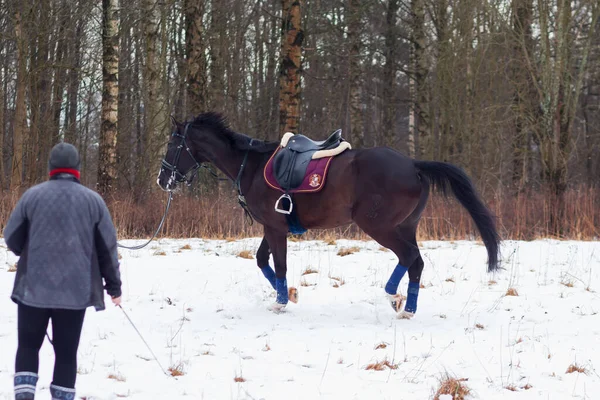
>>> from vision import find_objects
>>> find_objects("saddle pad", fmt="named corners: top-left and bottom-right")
top-left (264, 147), bottom-right (333, 193)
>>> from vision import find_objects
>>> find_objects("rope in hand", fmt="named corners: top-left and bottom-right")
top-left (118, 304), bottom-right (170, 377)
top-left (117, 191), bottom-right (173, 250)
top-left (44, 306), bottom-right (171, 378)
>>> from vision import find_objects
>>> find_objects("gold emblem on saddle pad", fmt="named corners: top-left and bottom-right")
top-left (309, 173), bottom-right (322, 188)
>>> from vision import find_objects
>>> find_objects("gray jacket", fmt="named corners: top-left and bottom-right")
top-left (3, 175), bottom-right (122, 311)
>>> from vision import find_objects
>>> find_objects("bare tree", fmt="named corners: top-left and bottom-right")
top-left (11, 3), bottom-right (27, 190)
top-left (510, 0), bottom-right (536, 192)
top-left (382, 0), bottom-right (399, 148)
top-left (411, 0), bottom-right (429, 159)
top-left (347, 0), bottom-right (364, 147)
top-left (185, 0), bottom-right (207, 117)
top-left (97, 0), bottom-right (119, 196)
top-left (278, 0), bottom-right (303, 135)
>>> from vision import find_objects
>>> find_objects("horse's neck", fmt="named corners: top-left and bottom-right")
top-left (197, 134), bottom-right (246, 181)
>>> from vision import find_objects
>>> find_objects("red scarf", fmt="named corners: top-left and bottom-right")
top-left (49, 168), bottom-right (81, 180)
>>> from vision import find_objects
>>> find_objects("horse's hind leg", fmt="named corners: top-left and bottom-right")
top-left (355, 219), bottom-right (423, 317)
top-left (399, 253), bottom-right (424, 319)
top-left (382, 227), bottom-right (423, 319)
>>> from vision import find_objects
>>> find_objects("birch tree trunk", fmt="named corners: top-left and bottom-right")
top-left (97, 0), bottom-right (119, 196)
top-left (140, 0), bottom-right (168, 198)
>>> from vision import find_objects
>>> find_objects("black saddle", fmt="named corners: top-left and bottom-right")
top-left (286, 129), bottom-right (342, 152)
top-left (273, 129), bottom-right (343, 192)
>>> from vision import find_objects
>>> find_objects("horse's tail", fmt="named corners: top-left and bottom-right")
top-left (414, 160), bottom-right (500, 272)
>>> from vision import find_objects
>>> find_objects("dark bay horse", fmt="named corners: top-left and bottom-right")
top-left (157, 113), bottom-right (500, 317)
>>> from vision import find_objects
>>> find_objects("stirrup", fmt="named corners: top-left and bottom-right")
top-left (275, 194), bottom-right (293, 215)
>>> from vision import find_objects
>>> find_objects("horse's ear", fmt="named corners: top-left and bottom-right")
top-left (170, 115), bottom-right (181, 127)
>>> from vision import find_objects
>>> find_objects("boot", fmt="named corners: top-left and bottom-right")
top-left (14, 372), bottom-right (38, 400)
top-left (49, 384), bottom-right (76, 400)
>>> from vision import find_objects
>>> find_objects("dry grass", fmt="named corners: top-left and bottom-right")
top-left (330, 275), bottom-right (346, 288)
top-left (434, 376), bottom-right (470, 400)
top-left (168, 363), bottom-right (185, 377)
top-left (566, 363), bottom-right (587, 374)
top-left (179, 244), bottom-right (192, 250)
top-left (378, 246), bottom-right (390, 252)
top-left (300, 279), bottom-right (315, 287)
top-left (234, 375), bottom-right (246, 382)
top-left (374, 342), bottom-right (388, 350)
top-left (365, 358), bottom-right (398, 371)
top-left (561, 281), bottom-right (574, 288)
top-left (8, 263), bottom-right (17, 272)
top-left (2, 185), bottom-right (599, 241)
top-left (200, 350), bottom-right (214, 356)
top-left (153, 250), bottom-right (166, 256)
top-left (236, 250), bottom-right (253, 259)
top-left (488, 280), bottom-right (497, 286)
top-left (445, 277), bottom-right (455, 283)
top-left (522, 383), bottom-right (533, 390)
top-left (107, 373), bottom-right (126, 382)
top-left (301, 267), bottom-right (319, 275)
top-left (506, 288), bottom-right (519, 296)
top-left (475, 323), bottom-right (485, 330)
top-left (337, 246), bottom-right (360, 257)
top-left (505, 385), bottom-right (518, 391)
top-left (262, 344), bottom-right (271, 352)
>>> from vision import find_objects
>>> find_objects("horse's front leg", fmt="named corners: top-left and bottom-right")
top-left (256, 236), bottom-right (276, 290)
top-left (264, 227), bottom-right (296, 312)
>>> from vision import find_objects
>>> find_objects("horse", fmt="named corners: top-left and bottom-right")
top-left (157, 112), bottom-right (500, 318)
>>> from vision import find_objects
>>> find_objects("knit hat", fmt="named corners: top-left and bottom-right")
top-left (48, 142), bottom-right (81, 179)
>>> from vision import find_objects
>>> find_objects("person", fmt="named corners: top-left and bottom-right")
top-left (4, 142), bottom-right (122, 400)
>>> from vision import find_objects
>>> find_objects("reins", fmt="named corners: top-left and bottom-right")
top-left (116, 191), bottom-right (173, 250)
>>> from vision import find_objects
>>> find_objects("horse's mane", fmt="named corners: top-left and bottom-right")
top-left (189, 112), bottom-right (279, 153)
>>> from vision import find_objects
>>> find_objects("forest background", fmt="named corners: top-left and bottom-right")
top-left (0, 0), bottom-right (598, 241)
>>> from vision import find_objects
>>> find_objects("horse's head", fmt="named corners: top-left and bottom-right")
top-left (157, 117), bottom-right (207, 191)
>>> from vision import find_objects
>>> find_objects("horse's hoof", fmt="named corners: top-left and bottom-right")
top-left (268, 302), bottom-right (287, 313)
top-left (288, 287), bottom-right (299, 304)
top-left (388, 294), bottom-right (405, 313)
top-left (396, 310), bottom-right (415, 320)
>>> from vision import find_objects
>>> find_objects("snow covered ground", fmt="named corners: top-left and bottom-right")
top-left (1, 237), bottom-right (599, 399)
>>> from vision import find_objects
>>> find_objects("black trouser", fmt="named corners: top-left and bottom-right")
top-left (16, 304), bottom-right (86, 388)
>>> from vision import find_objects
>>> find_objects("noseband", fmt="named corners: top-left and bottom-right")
top-left (160, 123), bottom-right (201, 189)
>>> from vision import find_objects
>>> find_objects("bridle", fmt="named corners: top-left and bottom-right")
top-left (159, 122), bottom-right (255, 224)
top-left (160, 123), bottom-right (201, 189)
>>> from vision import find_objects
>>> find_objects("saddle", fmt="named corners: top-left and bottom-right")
top-left (267, 129), bottom-right (352, 214)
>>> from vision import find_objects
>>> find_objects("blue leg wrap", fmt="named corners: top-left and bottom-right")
top-left (261, 266), bottom-right (276, 290)
top-left (275, 277), bottom-right (288, 304)
top-left (405, 281), bottom-right (420, 313)
top-left (385, 264), bottom-right (408, 295)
